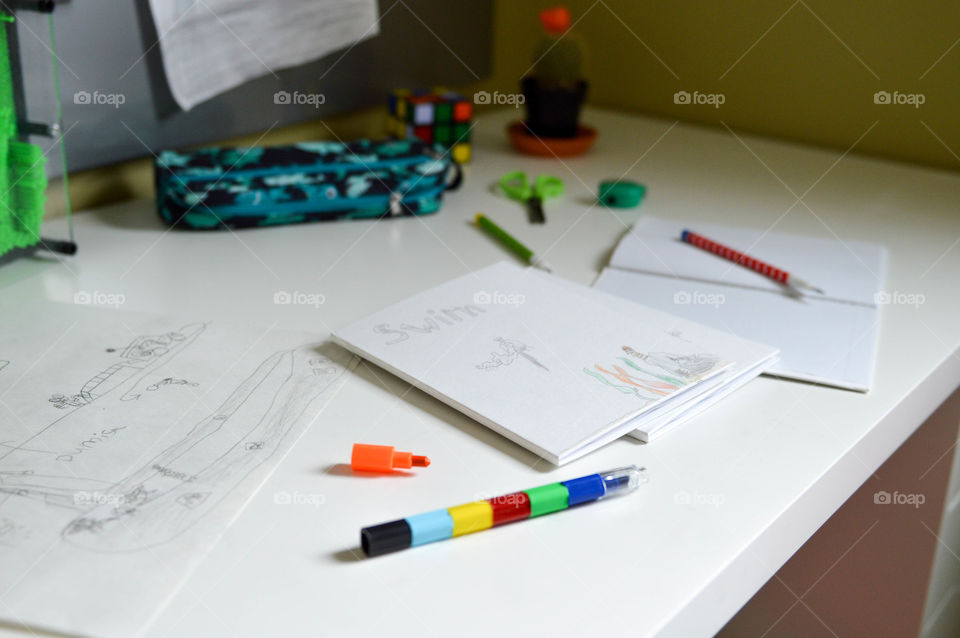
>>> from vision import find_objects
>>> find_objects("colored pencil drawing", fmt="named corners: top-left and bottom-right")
top-left (585, 346), bottom-right (722, 401)
top-left (622, 346), bottom-right (720, 380)
top-left (583, 363), bottom-right (680, 402)
top-left (476, 337), bottom-right (548, 371)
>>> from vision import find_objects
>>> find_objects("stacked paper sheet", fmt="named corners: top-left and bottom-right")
top-left (334, 262), bottom-right (778, 463)
top-left (594, 217), bottom-right (885, 391)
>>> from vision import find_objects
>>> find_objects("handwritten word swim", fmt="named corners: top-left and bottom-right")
top-left (374, 305), bottom-right (486, 345)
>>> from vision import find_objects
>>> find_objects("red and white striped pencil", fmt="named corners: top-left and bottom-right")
top-left (680, 229), bottom-right (824, 294)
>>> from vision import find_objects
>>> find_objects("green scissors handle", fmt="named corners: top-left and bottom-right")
top-left (498, 171), bottom-right (564, 223)
top-left (499, 171), bottom-right (564, 200)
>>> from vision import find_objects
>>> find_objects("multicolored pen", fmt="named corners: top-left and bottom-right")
top-left (681, 229), bottom-right (825, 294)
top-left (360, 465), bottom-right (646, 557)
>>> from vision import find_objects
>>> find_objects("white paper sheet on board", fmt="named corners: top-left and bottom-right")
top-left (535, 269), bottom-right (778, 441)
top-left (594, 216), bottom-right (886, 391)
top-left (334, 262), bottom-right (777, 464)
top-left (0, 303), bottom-right (353, 637)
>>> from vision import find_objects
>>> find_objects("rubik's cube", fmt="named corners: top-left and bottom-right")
top-left (388, 88), bottom-right (473, 164)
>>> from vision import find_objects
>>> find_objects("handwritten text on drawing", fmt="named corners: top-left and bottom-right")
top-left (374, 305), bottom-right (486, 345)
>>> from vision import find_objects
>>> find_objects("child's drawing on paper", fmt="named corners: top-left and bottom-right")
top-left (58, 350), bottom-right (343, 552)
top-left (585, 346), bottom-right (723, 401)
top-left (0, 307), bottom-right (359, 638)
top-left (47, 324), bottom-right (206, 409)
top-left (476, 337), bottom-right (549, 372)
top-left (584, 362), bottom-right (680, 403)
top-left (0, 319), bottom-right (352, 554)
top-left (622, 346), bottom-right (720, 380)
top-left (145, 377), bottom-right (198, 392)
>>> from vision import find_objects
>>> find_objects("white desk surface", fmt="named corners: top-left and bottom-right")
top-left (3, 107), bottom-right (960, 638)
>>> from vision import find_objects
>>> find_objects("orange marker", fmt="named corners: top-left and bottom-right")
top-left (351, 443), bottom-right (431, 473)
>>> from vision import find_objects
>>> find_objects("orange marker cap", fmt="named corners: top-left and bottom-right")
top-left (351, 443), bottom-right (431, 473)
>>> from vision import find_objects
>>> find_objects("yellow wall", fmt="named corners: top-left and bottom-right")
top-left (498, 0), bottom-right (960, 170)
top-left (46, 0), bottom-right (960, 216)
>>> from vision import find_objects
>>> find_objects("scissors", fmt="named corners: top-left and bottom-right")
top-left (498, 171), bottom-right (564, 224)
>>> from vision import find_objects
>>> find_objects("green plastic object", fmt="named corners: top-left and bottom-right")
top-left (526, 483), bottom-right (570, 517)
top-left (499, 171), bottom-right (565, 203)
top-left (0, 12), bottom-right (48, 261)
top-left (498, 170), bottom-right (564, 223)
top-left (598, 180), bottom-right (646, 208)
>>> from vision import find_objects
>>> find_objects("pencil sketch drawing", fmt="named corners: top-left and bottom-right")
top-left (0, 311), bottom-right (354, 638)
top-left (622, 346), bottom-right (720, 380)
top-left (476, 337), bottom-right (549, 371)
top-left (0, 325), bottom-right (348, 552)
top-left (146, 377), bottom-right (198, 393)
top-left (49, 324), bottom-right (205, 409)
top-left (62, 350), bottom-right (343, 551)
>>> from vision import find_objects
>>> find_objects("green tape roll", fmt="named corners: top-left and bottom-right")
top-left (598, 180), bottom-right (646, 208)
top-left (526, 483), bottom-right (570, 517)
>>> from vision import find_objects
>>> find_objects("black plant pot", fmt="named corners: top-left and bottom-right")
top-left (521, 77), bottom-right (588, 139)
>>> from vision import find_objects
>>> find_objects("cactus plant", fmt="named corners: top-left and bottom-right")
top-left (533, 31), bottom-right (583, 89)
top-left (520, 6), bottom-right (589, 139)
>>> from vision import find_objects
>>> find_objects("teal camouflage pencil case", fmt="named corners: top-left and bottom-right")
top-left (155, 138), bottom-right (462, 230)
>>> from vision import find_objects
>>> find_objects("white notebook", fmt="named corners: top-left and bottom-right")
top-left (334, 262), bottom-right (778, 463)
top-left (595, 217), bottom-right (886, 391)
top-left (548, 274), bottom-right (777, 441)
